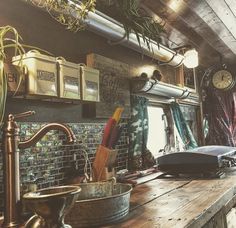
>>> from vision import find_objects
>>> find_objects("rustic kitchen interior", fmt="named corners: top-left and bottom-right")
top-left (1, 0), bottom-right (236, 227)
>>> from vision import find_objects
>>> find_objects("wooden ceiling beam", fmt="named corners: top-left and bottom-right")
top-left (142, 0), bottom-right (236, 65)
top-left (141, 4), bottom-right (189, 48)
top-left (225, 0), bottom-right (236, 15)
top-left (166, 0), bottom-right (236, 61)
top-left (199, 0), bottom-right (236, 54)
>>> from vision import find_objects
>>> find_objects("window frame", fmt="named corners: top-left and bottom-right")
top-left (147, 102), bottom-right (174, 156)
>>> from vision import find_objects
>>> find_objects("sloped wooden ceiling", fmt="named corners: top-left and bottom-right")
top-left (142, 0), bottom-right (236, 67)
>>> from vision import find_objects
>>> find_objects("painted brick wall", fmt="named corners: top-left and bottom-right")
top-left (0, 121), bottom-right (129, 216)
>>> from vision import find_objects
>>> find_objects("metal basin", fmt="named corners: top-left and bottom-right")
top-left (23, 185), bottom-right (81, 228)
top-left (65, 182), bottom-right (132, 227)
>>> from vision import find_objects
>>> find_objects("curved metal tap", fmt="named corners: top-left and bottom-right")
top-left (19, 123), bottom-right (76, 149)
top-left (2, 111), bottom-right (76, 228)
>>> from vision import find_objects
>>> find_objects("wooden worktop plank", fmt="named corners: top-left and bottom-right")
top-left (112, 184), bottom-right (204, 228)
top-left (130, 178), bottom-right (191, 210)
top-left (153, 176), bottom-right (236, 228)
top-left (110, 175), bottom-right (236, 228)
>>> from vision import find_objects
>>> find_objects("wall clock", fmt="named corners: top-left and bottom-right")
top-left (211, 69), bottom-right (235, 90)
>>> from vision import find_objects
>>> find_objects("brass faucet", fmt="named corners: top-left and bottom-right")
top-left (2, 111), bottom-right (76, 228)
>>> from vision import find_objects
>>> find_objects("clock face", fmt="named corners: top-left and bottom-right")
top-left (212, 70), bottom-right (235, 90)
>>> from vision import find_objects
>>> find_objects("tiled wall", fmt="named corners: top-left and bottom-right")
top-left (0, 121), bottom-right (129, 216)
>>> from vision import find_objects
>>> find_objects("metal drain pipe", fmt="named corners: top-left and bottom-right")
top-left (23, 0), bottom-right (185, 67)
top-left (131, 78), bottom-right (190, 98)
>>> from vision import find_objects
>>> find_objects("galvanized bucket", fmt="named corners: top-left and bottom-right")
top-left (65, 181), bottom-right (132, 227)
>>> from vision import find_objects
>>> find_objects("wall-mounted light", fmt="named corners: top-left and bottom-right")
top-left (183, 48), bottom-right (199, 68)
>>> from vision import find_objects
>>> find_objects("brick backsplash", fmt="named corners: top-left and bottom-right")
top-left (0, 121), bottom-right (129, 216)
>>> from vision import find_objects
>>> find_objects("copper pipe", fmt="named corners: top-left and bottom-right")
top-left (2, 113), bottom-right (76, 228)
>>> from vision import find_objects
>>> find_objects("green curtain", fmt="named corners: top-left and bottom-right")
top-left (129, 95), bottom-right (153, 170)
top-left (170, 102), bottom-right (198, 150)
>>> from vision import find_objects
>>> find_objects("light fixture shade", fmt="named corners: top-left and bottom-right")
top-left (183, 49), bottom-right (199, 68)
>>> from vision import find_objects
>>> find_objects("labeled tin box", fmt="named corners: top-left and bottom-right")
top-left (12, 50), bottom-right (57, 97)
top-left (57, 58), bottom-right (80, 100)
top-left (4, 63), bottom-right (26, 95)
top-left (80, 65), bottom-right (99, 102)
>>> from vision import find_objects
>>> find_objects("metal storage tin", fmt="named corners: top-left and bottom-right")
top-left (4, 63), bottom-right (26, 95)
top-left (12, 50), bottom-right (57, 97)
top-left (65, 182), bottom-right (132, 227)
top-left (80, 65), bottom-right (100, 102)
top-left (57, 58), bottom-right (81, 100)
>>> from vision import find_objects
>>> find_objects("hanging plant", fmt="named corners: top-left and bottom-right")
top-left (26, 0), bottom-right (165, 49)
top-left (0, 25), bottom-right (51, 128)
top-left (27, 0), bottom-right (96, 32)
top-left (96, 0), bottom-right (165, 50)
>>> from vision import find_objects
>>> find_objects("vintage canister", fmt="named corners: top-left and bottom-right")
top-left (12, 50), bottom-right (57, 97)
top-left (57, 57), bottom-right (80, 100)
top-left (80, 65), bottom-right (99, 102)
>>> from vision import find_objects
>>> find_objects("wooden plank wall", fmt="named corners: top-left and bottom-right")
top-left (84, 53), bottom-right (131, 118)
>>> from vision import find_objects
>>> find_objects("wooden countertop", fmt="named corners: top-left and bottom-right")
top-left (2, 172), bottom-right (236, 227)
top-left (107, 171), bottom-right (236, 228)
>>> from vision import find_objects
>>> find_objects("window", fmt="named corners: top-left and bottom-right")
top-left (147, 106), bottom-right (168, 158)
top-left (179, 104), bottom-right (199, 144)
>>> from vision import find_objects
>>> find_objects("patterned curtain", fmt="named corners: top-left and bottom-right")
top-left (128, 95), bottom-right (155, 170)
top-left (170, 102), bottom-right (198, 150)
top-left (205, 89), bottom-right (236, 146)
